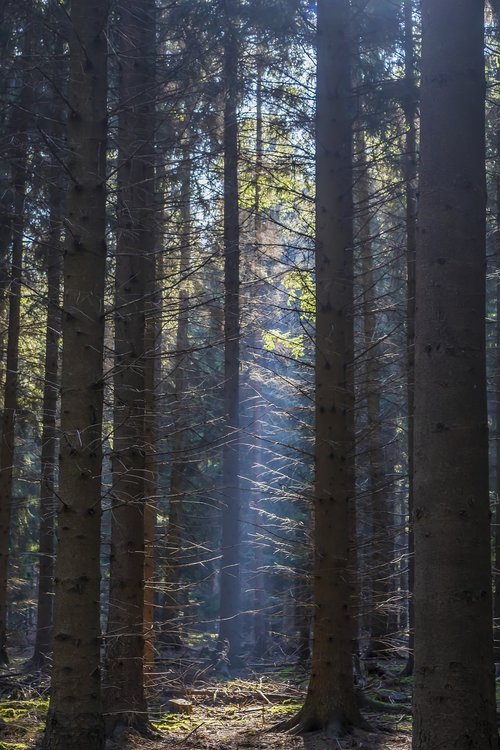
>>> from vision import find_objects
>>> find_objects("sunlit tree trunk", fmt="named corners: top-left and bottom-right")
top-left (42, 1), bottom-right (108, 747)
top-left (412, 2), bottom-right (498, 748)
top-left (218, 0), bottom-right (242, 664)
top-left (143, 256), bottom-right (161, 684)
top-left (161, 141), bottom-right (191, 650)
top-left (357, 145), bottom-right (391, 660)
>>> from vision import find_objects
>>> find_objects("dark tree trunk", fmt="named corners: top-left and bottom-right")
top-left (0, 26), bottom-right (31, 666)
top-left (402, 0), bottom-right (417, 678)
top-left (218, 0), bottom-right (242, 665)
top-left (104, 0), bottom-right (156, 735)
top-left (280, 0), bottom-right (362, 734)
top-left (412, 2), bottom-right (498, 748)
top-left (493, 0), bottom-right (500, 665)
top-left (42, 1), bottom-right (108, 747)
top-left (32, 163), bottom-right (63, 670)
top-left (32, 26), bottom-right (64, 670)
top-left (143, 255), bottom-right (161, 685)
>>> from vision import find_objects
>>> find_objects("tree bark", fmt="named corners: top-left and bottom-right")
top-left (218, 0), bottom-right (242, 664)
top-left (104, 0), bottom-right (156, 735)
top-left (32, 162), bottom-right (63, 669)
top-left (0, 25), bottom-right (31, 666)
top-left (281, 0), bottom-right (362, 733)
top-left (357, 146), bottom-right (391, 661)
top-left (32, 24), bottom-right (64, 670)
top-left (143, 256), bottom-right (161, 685)
top-left (42, 1), bottom-right (108, 747)
top-left (401, 0), bottom-right (417, 678)
top-left (161, 139), bottom-right (192, 650)
top-left (412, 2), bottom-right (498, 748)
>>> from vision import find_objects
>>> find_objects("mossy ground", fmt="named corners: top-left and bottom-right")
top-left (0, 699), bottom-right (48, 750)
top-left (0, 664), bottom-right (415, 750)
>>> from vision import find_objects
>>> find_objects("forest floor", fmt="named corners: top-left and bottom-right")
top-left (0, 648), bottom-right (412, 750)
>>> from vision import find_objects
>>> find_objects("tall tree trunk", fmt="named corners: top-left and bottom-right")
top-left (402, 0), bottom-right (417, 678)
top-left (493, 0), bottom-right (500, 665)
top-left (104, 0), bottom-right (156, 735)
top-left (357, 147), bottom-right (391, 661)
top-left (32, 164), bottom-right (63, 669)
top-left (218, 0), bottom-right (242, 664)
top-left (143, 257), bottom-right (161, 684)
top-left (0, 25), bottom-right (31, 666)
top-left (281, 0), bottom-right (361, 733)
top-left (250, 56), bottom-right (268, 659)
top-left (412, 2), bottom-right (498, 748)
top-left (32, 24), bottom-right (64, 670)
top-left (161, 140), bottom-right (192, 650)
top-left (42, 1), bottom-right (108, 747)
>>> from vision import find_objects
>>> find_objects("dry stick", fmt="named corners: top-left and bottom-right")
top-left (174, 722), bottom-right (206, 746)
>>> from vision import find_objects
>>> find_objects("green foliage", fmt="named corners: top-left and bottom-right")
top-left (262, 270), bottom-right (314, 358)
top-left (262, 329), bottom-right (305, 358)
top-left (282, 270), bottom-right (314, 320)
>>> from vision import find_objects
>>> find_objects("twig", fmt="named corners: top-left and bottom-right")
top-left (174, 722), bottom-right (205, 746)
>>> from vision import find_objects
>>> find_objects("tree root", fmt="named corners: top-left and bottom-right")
top-left (105, 712), bottom-right (160, 741)
top-left (271, 706), bottom-right (373, 737)
top-left (359, 693), bottom-right (409, 715)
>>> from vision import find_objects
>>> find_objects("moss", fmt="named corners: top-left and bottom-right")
top-left (0, 698), bottom-right (48, 749)
top-left (151, 712), bottom-right (197, 733)
top-left (264, 701), bottom-right (302, 718)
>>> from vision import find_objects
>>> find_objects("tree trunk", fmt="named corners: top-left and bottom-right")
top-left (357, 147), bottom-right (391, 661)
top-left (161, 140), bottom-right (191, 650)
top-left (143, 256), bottom-right (161, 685)
top-left (412, 2), bottom-right (498, 748)
top-left (493, 1), bottom-right (500, 666)
top-left (282, 0), bottom-right (362, 733)
top-left (0, 25), bottom-right (31, 666)
top-left (250, 57), bottom-right (269, 659)
top-left (401, 0), bottom-right (417, 678)
top-left (104, 0), bottom-right (156, 735)
top-left (42, 1), bottom-right (108, 747)
top-left (32, 26), bottom-right (64, 670)
top-left (218, 0), bottom-right (242, 665)
top-left (32, 159), bottom-right (63, 670)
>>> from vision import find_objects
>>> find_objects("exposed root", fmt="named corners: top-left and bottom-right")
top-left (105, 713), bottom-right (161, 741)
top-left (359, 694), bottom-right (408, 715)
top-left (270, 709), bottom-right (304, 733)
top-left (271, 705), bottom-right (372, 738)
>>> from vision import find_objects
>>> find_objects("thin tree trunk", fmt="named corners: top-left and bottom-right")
top-left (0, 26), bottom-right (31, 666)
top-left (32, 25), bottom-right (64, 669)
top-left (412, 2), bottom-right (498, 748)
top-left (161, 141), bottom-right (191, 650)
top-left (493, 0), bottom-right (500, 665)
top-left (42, 1), bottom-right (108, 747)
top-left (402, 0), bottom-right (417, 678)
top-left (104, 0), bottom-right (156, 735)
top-left (218, 0), bottom-right (242, 665)
top-left (32, 166), bottom-right (63, 669)
top-left (250, 56), bottom-right (268, 659)
top-left (357, 147), bottom-right (391, 661)
top-left (143, 256), bottom-right (161, 685)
